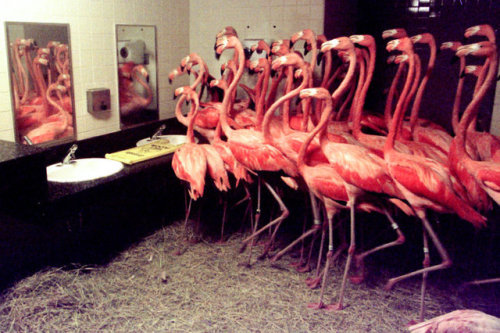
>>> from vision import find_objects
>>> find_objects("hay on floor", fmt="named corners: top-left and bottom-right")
top-left (0, 221), bottom-right (496, 332)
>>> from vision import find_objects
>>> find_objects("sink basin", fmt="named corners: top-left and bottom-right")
top-left (136, 134), bottom-right (195, 147)
top-left (46, 158), bottom-right (124, 183)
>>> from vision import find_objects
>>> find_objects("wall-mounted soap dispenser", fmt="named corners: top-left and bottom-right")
top-left (87, 88), bottom-right (111, 113)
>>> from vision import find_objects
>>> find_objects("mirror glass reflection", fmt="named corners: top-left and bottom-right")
top-left (6, 22), bottom-right (75, 145)
top-left (116, 25), bottom-right (158, 128)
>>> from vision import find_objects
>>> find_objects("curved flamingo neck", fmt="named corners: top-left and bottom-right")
top-left (384, 62), bottom-right (404, 129)
top-left (385, 53), bottom-right (415, 153)
top-left (456, 51), bottom-right (497, 152)
top-left (396, 55), bottom-right (421, 139)
top-left (351, 46), bottom-right (372, 136)
top-left (219, 38), bottom-right (245, 137)
top-left (186, 94), bottom-right (200, 144)
top-left (262, 59), bottom-right (309, 140)
top-left (255, 62), bottom-right (270, 129)
top-left (298, 93), bottom-right (331, 170)
top-left (132, 68), bottom-right (153, 104)
top-left (467, 58), bottom-right (490, 131)
top-left (409, 38), bottom-right (436, 137)
top-left (451, 55), bottom-right (466, 134)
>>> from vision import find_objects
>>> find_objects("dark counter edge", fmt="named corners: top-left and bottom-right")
top-left (0, 118), bottom-right (187, 205)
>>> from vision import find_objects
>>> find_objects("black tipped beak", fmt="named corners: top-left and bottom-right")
top-left (289, 40), bottom-right (295, 49)
top-left (215, 52), bottom-right (221, 60)
top-left (460, 70), bottom-right (466, 78)
top-left (207, 75), bottom-right (215, 84)
top-left (244, 48), bottom-right (252, 60)
top-left (450, 55), bottom-right (459, 65)
top-left (186, 68), bottom-right (191, 75)
top-left (173, 93), bottom-right (177, 100)
top-left (271, 69), bottom-right (277, 77)
top-left (304, 44), bottom-right (310, 56)
top-left (169, 78), bottom-right (172, 84)
top-left (317, 51), bottom-right (324, 66)
top-left (146, 76), bottom-right (150, 83)
top-left (497, 74), bottom-right (500, 81)
top-left (220, 67), bottom-right (225, 76)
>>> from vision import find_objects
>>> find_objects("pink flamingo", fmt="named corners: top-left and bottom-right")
top-left (383, 36), bottom-right (486, 322)
top-left (449, 41), bottom-right (500, 206)
top-left (214, 33), bottom-right (298, 261)
top-left (304, 37), bottom-right (406, 311)
top-left (408, 309), bottom-right (500, 333)
top-left (119, 64), bottom-right (153, 117)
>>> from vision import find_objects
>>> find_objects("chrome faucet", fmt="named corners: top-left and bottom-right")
top-left (151, 124), bottom-right (166, 140)
top-left (62, 144), bottom-right (78, 164)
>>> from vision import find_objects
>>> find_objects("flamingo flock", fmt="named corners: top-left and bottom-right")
top-left (9, 38), bottom-right (73, 144)
top-left (169, 24), bottom-right (499, 322)
top-left (118, 61), bottom-right (153, 121)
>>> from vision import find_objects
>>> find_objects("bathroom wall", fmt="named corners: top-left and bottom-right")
top-left (0, 0), bottom-right (189, 142)
top-left (189, 0), bottom-right (325, 81)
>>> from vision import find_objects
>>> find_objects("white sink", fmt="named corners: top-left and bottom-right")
top-left (46, 158), bottom-right (124, 183)
top-left (136, 134), bottom-right (194, 147)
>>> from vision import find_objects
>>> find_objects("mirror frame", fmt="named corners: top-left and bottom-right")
top-left (5, 21), bottom-right (76, 146)
top-left (115, 24), bottom-right (159, 130)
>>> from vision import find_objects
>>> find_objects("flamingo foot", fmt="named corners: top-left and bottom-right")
top-left (296, 264), bottom-right (311, 273)
top-left (305, 276), bottom-right (321, 289)
top-left (307, 301), bottom-right (326, 310)
top-left (324, 302), bottom-right (344, 311)
top-left (348, 274), bottom-right (365, 285)
top-left (384, 279), bottom-right (396, 291)
top-left (289, 260), bottom-right (306, 268)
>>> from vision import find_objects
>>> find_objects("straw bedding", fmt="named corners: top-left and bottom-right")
top-left (1, 219), bottom-right (497, 332)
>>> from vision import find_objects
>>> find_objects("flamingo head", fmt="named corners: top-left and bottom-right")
top-left (386, 37), bottom-right (413, 53)
top-left (180, 55), bottom-right (191, 69)
top-left (134, 65), bottom-right (149, 79)
top-left (410, 32), bottom-right (434, 45)
top-left (271, 52), bottom-right (304, 71)
top-left (216, 26), bottom-right (238, 39)
top-left (271, 39), bottom-right (291, 56)
top-left (440, 41), bottom-right (462, 52)
top-left (290, 30), bottom-right (305, 46)
top-left (464, 65), bottom-right (483, 77)
top-left (464, 24), bottom-right (494, 42)
top-left (382, 28), bottom-right (407, 40)
top-left (350, 34), bottom-right (374, 48)
top-left (214, 35), bottom-right (241, 60)
top-left (321, 37), bottom-right (354, 53)
top-left (168, 66), bottom-right (182, 83)
top-left (299, 87), bottom-right (330, 100)
top-left (394, 54), bottom-right (409, 65)
top-left (35, 56), bottom-right (48, 66)
top-left (386, 55), bottom-right (397, 65)
top-left (456, 41), bottom-right (495, 58)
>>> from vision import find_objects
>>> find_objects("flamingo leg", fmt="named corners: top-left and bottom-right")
top-left (240, 177), bottom-right (262, 267)
top-left (351, 207), bottom-right (405, 284)
top-left (305, 221), bottom-right (327, 289)
top-left (218, 196), bottom-right (228, 243)
top-left (384, 212), bottom-right (451, 291)
top-left (242, 180), bottom-right (289, 245)
top-left (326, 198), bottom-right (357, 311)
top-left (289, 210), bottom-right (308, 268)
top-left (307, 207), bottom-right (335, 309)
top-left (420, 226), bottom-right (430, 322)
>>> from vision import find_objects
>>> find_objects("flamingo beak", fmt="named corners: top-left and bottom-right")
top-left (316, 51), bottom-right (324, 66)
top-left (243, 47), bottom-right (252, 60)
top-left (459, 70), bottom-right (466, 78)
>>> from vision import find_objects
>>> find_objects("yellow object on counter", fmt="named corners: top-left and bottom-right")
top-left (105, 139), bottom-right (183, 165)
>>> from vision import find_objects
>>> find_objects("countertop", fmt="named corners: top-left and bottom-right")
top-left (46, 152), bottom-right (175, 202)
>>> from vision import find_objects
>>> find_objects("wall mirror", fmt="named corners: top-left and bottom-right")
top-left (6, 22), bottom-right (75, 145)
top-left (116, 25), bottom-right (158, 129)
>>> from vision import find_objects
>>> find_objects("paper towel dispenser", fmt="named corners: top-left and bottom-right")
top-left (118, 39), bottom-right (146, 64)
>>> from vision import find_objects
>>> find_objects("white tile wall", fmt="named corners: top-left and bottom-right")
top-left (0, 0), bottom-right (189, 142)
top-left (189, 0), bottom-right (325, 82)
